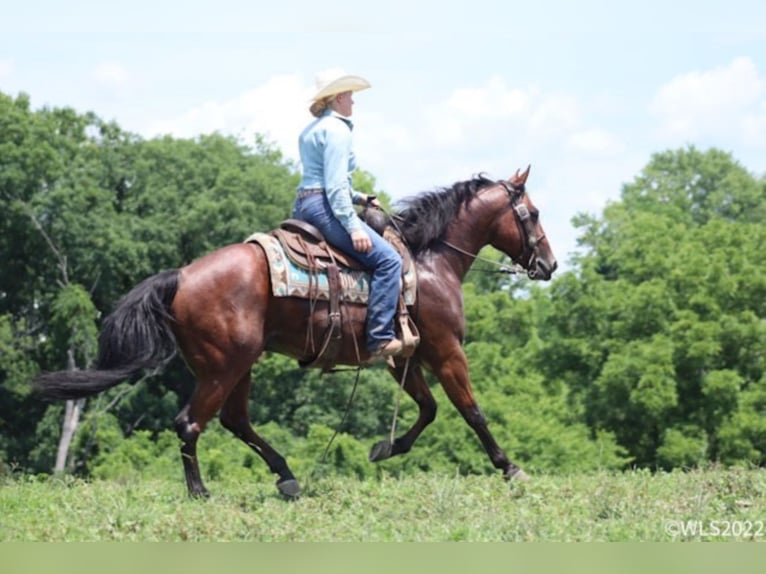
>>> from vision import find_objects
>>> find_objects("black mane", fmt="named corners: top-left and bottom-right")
top-left (393, 175), bottom-right (498, 253)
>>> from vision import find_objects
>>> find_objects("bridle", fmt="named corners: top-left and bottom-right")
top-left (434, 179), bottom-right (546, 278)
top-left (497, 179), bottom-right (546, 276)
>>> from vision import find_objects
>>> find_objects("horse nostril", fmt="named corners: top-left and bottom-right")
top-left (535, 259), bottom-right (556, 279)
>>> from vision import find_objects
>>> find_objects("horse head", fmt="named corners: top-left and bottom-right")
top-left (488, 166), bottom-right (558, 280)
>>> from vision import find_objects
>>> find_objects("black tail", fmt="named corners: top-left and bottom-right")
top-left (34, 269), bottom-right (180, 400)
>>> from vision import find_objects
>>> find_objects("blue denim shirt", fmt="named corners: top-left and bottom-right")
top-left (297, 109), bottom-right (367, 233)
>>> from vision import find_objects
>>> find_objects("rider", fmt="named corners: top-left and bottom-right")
top-left (292, 71), bottom-right (403, 359)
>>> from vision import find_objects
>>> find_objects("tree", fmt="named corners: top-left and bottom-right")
top-left (543, 146), bottom-right (766, 467)
top-left (0, 91), bottom-right (302, 474)
top-left (0, 314), bottom-right (38, 473)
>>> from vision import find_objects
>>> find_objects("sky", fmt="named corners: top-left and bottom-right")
top-left (2, 0), bottom-right (766, 270)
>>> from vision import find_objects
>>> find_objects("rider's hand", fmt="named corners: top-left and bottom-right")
top-left (367, 195), bottom-right (382, 209)
top-left (350, 230), bottom-right (372, 253)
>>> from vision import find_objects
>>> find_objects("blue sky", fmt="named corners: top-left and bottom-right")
top-left (2, 0), bottom-right (765, 269)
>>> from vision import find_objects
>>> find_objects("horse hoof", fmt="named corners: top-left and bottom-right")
top-left (506, 468), bottom-right (530, 482)
top-left (277, 478), bottom-right (301, 499)
top-left (369, 440), bottom-right (393, 462)
top-left (189, 489), bottom-right (210, 499)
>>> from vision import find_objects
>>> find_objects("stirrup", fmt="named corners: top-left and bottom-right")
top-left (375, 339), bottom-right (404, 357)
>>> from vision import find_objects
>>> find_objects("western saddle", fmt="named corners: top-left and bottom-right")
top-left (269, 216), bottom-right (419, 371)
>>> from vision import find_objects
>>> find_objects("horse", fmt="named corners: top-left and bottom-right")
top-left (34, 166), bottom-right (557, 498)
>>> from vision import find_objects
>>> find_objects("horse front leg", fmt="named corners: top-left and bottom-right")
top-left (369, 360), bottom-right (437, 462)
top-left (432, 346), bottom-right (529, 481)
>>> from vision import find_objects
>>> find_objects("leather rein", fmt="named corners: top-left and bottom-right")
top-left (439, 180), bottom-right (545, 278)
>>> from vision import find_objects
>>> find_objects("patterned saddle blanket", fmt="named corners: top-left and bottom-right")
top-left (244, 226), bottom-right (417, 306)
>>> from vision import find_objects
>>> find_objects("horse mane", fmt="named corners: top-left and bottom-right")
top-left (393, 174), bottom-right (498, 254)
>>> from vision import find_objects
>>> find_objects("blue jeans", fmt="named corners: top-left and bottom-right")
top-left (292, 194), bottom-right (402, 352)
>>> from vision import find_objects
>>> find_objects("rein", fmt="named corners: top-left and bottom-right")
top-left (438, 239), bottom-right (526, 275)
top-left (320, 365), bottom-right (362, 463)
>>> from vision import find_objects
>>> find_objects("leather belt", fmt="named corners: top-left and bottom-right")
top-left (296, 187), bottom-right (324, 199)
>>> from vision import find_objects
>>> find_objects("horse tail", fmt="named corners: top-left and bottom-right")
top-left (34, 269), bottom-right (181, 401)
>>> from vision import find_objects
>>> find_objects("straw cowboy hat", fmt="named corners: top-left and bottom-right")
top-left (308, 71), bottom-right (370, 117)
top-left (310, 72), bottom-right (371, 102)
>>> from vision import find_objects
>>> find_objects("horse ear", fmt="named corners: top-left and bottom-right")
top-left (509, 165), bottom-right (531, 186)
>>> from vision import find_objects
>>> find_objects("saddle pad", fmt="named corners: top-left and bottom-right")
top-left (245, 232), bottom-right (416, 305)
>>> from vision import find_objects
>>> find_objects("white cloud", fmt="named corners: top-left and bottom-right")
top-left (143, 74), bottom-right (309, 157)
top-left (649, 57), bottom-right (766, 141)
top-left (311, 67), bottom-right (349, 92)
top-left (441, 76), bottom-right (531, 120)
top-left (356, 111), bottom-right (415, 167)
top-left (92, 62), bottom-right (130, 89)
top-left (567, 128), bottom-right (624, 156)
top-left (0, 58), bottom-right (13, 81)
top-left (742, 103), bottom-right (766, 146)
top-left (527, 93), bottom-right (581, 137)
top-left (353, 76), bottom-right (629, 255)
top-left (422, 77), bottom-right (582, 147)
top-left (375, 78), bottom-right (641, 267)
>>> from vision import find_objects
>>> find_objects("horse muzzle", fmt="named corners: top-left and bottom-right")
top-left (527, 257), bottom-right (557, 280)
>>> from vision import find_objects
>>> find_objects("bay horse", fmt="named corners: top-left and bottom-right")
top-left (34, 167), bottom-right (557, 498)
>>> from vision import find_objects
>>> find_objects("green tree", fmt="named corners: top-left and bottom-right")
top-left (0, 314), bottom-right (38, 473)
top-left (0, 91), bottom-right (302, 474)
top-left (543, 146), bottom-right (766, 468)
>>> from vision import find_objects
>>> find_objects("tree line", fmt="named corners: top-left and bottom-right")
top-left (1, 91), bottom-right (764, 483)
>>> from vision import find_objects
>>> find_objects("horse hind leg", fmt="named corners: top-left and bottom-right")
top-left (220, 374), bottom-right (300, 499)
top-left (174, 370), bottom-right (251, 498)
top-left (174, 403), bottom-right (211, 498)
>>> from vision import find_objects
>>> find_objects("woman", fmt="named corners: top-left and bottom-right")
top-left (292, 72), bottom-right (403, 359)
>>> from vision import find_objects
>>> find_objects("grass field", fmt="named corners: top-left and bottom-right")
top-left (1, 467), bottom-right (765, 542)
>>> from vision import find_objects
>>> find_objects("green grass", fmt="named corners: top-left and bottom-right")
top-left (1, 468), bottom-right (765, 541)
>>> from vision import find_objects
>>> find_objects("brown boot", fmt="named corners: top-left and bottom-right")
top-left (371, 339), bottom-right (403, 359)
